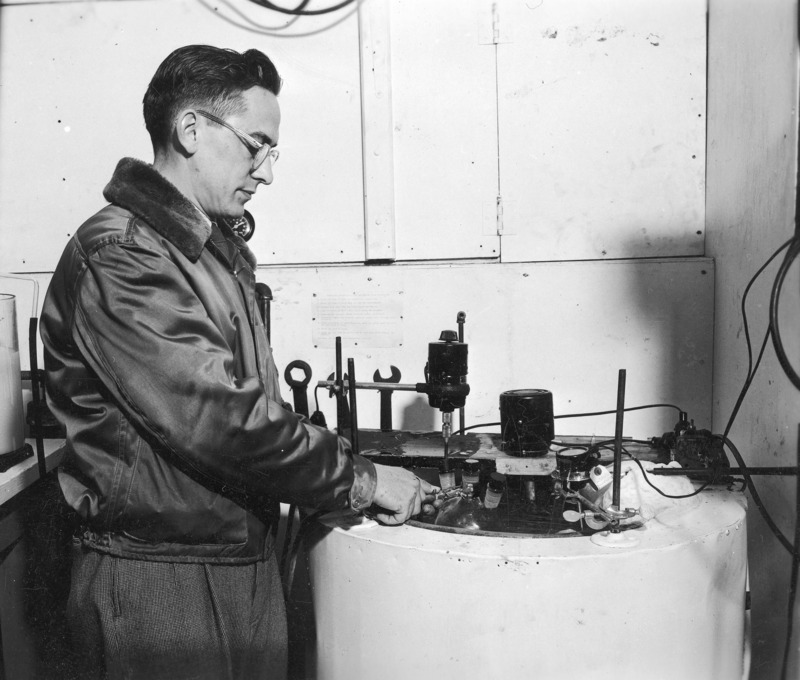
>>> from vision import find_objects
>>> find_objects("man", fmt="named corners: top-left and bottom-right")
top-left (40, 44), bottom-right (436, 679)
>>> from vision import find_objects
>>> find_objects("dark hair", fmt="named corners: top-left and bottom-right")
top-left (143, 45), bottom-right (282, 150)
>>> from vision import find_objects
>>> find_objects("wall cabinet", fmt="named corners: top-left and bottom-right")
top-left (0, 0), bottom-right (705, 271)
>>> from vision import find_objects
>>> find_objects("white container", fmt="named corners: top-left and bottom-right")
top-left (0, 294), bottom-right (25, 455)
top-left (308, 489), bottom-right (748, 680)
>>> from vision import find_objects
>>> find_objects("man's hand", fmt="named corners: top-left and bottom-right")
top-left (370, 464), bottom-right (439, 525)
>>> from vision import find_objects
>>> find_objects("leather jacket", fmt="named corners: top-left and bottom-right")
top-left (40, 158), bottom-right (376, 563)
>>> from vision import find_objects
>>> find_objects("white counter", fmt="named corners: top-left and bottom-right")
top-left (0, 439), bottom-right (64, 506)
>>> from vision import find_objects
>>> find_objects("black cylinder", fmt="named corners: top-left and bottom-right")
top-left (499, 389), bottom-right (554, 457)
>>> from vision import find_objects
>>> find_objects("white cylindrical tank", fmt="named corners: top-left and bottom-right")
top-left (307, 489), bottom-right (747, 680)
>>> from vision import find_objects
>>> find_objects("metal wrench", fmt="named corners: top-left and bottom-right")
top-left (284, 360), bottom-right (312, 418)
top-left (373, 365), bottom-right (401, 431)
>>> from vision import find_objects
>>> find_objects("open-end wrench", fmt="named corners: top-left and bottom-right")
top-left (284, 360), bottom-right (312, 418)
top-left (373, 366), bottom-right (401, 432)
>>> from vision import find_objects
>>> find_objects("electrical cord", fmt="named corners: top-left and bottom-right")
top-left (449, 404), bottom-right (683, 438)
top-left (450, 421), bottom-right (499, 437)
top-left (199, 0), bottom-right (304, 32)
top-left (248, 0), bottom-right (356, 15)
top-left (629, 456), bottom-right (713, 498)
top-left (722, 435), bottom-right (794, 554)
top-left (714, 235), bottom-right (799, 680)
top-left (574, 438), bottom-right (714, 499)
top-left (750, 238), bottom-right (793, 376)
top-left (718, 237), bottom-right (797, 553)
top-left (770, 236), bottom-right (800, 391)
top-left (697, 230), bottom-right (800, 679)
top-left (723, 237), bottom-right (793, 446)
top-left (554, 403), bottom-right (684, 419)
top-left (728, 199), bottom-right (800, 680)
top-left (199, 0), bottom-right (357, 38)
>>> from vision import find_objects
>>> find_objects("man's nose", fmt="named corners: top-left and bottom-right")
top-left (252, 160), bottom-right (274, 185)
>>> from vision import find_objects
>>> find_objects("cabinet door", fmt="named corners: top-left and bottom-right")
top-left (384, 0), bottom-right (501, 261)
top-left (0, 0), bottom-right (366, 270)
top-left (496, 0), bottom-right (707, 262)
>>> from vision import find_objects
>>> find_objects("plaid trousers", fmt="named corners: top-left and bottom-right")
top-left (66, 543), bottom-right (288, 680)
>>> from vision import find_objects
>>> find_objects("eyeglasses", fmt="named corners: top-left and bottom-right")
top-left (196, 110), bottom-right (279, 170)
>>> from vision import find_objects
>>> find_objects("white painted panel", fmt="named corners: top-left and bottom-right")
top-left (497, 0), bottom-right (706, 262)
top-left (0, 0), bottom-right (364, 271)
top-left (388, 0), bottom-right (501, 261)
top-left (263, 257), bottom-right (713, 440)
top-left (359, 0), bottom-right (397, 262)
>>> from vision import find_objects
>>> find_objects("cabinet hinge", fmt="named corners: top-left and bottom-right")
top-left (492, 2), bottom-right (501, 44)
top-left (496, 195), bottom-right (504, 235)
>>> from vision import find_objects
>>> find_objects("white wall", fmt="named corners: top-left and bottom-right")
top-left (264, 258), bottom-right (714, 439)
top-left (707, 1), bottom-right (800, 677)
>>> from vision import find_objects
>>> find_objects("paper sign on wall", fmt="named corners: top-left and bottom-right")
top-left (312, 293), bottom-right (403, 349)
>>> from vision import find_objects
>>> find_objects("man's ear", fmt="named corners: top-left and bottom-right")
top-left (175, 110), bottom-right (200, 155)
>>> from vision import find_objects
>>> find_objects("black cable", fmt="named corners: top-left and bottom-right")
top-left (450, 421), bottom-right (500, 437)
top-left (722, 324), bottom-right (772, 443)
top-left (722, 224), bottom-right (800, 680)
top-left (722, 435), bottom-right (794, 554)
top-left (770, 236), bottom-right (800, 391)
top-left (198, 0), bottom-right (356, 37)
top-left (583, 440), bottom-right (712, 499)
top-left (629, 456), bottom-right (712, 499)
top-left (714, 237), bottom-right (799, 560)
top-left (451, 404), bottom-right (682, 438)
top-left (554, 403), bottom-right (683, 419)
top-left (746, 237), bottom-right (793, 378)
top-left (715, 246), bottom-right (798, 552)
top-left (249, 0), bottom-right (356, 15)
top-left (715, 236), bottom-right (792, 447)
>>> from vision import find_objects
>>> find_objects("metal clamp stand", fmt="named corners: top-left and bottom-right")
top-left (28, 317), bottom-right (46, 478)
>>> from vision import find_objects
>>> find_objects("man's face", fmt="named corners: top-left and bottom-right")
top-left (193, 86), bottom-right (281, 219)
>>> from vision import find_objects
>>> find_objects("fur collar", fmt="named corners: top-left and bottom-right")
top-left (103, 158), bottom-right (256, 268)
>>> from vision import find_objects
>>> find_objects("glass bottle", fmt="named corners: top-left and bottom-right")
top-left (461, 459), bottom-right (481, 493)
top-left (438, 461), bottom-right (456, 490)
top-left (484, 472), bottom-right (506, 510)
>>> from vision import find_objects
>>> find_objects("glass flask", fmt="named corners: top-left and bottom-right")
top-left (434, 490), bottom-right (485, 531)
